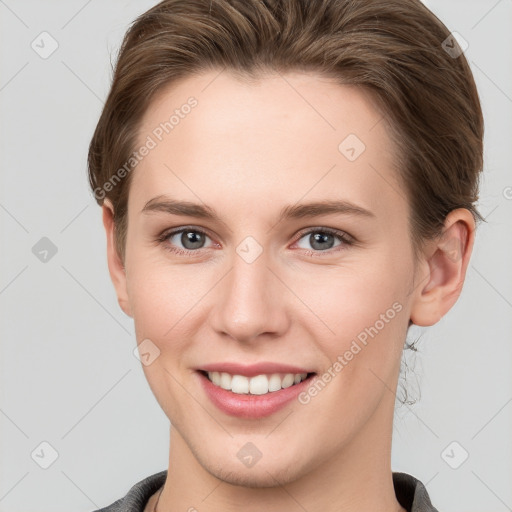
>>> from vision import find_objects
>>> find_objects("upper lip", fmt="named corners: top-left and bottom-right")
top-left (197, 362), bottom-right (315, 377)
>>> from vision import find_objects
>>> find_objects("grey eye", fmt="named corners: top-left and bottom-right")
top-left (167, 230), bottom-right (212, 250)
top-left (296, 231), bottom-right (342, 251)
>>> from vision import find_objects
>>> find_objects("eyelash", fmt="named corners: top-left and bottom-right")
top-left (156, 226), bottom-right (354, 258)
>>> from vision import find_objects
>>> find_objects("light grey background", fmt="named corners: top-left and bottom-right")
top-left (0, 1), bottom-right (511, 511)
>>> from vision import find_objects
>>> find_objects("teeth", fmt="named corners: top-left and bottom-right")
top-left (231, 375), bottom-right (249, 394)
top-left (206, 371), bottom-right (309, 395)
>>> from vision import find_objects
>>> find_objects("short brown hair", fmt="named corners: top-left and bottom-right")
top-left (88, 0), bottom-right (484, 264)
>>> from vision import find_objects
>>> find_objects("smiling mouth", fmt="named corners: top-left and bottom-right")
top-left (198, 370), bottom-right (316, 396)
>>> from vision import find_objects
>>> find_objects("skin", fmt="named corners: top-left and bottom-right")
top-left (102, 69), bottom-right (475, 512)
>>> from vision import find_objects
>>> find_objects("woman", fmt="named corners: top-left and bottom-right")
top-left (88, 0), bottom-right (484, 510)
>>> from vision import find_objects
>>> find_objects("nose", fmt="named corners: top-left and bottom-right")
top-left (209, 243), bottom-right (290, 344)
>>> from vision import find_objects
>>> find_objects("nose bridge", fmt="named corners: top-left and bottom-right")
top-left (212, 235), bottom-right (287, 342)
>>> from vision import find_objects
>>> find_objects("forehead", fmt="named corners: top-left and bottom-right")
top-left (130, 69), bottom-right (405, 223)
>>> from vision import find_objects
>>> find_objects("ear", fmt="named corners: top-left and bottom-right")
top-left (102, 199), bottom-right (133, 318)
top-left (409, 208), bottom-right (476, 326)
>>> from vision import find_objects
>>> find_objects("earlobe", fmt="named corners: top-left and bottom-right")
top-left (409, 208), bottom-right (475, 327)
top-left (102, 199), bottom-right (133, 318)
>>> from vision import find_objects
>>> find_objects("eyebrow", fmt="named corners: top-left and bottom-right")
top-left (141, 195), bottom-right (375, 224)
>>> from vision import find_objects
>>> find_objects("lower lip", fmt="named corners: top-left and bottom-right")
top-left (197, 371), bottom-right (316, 419)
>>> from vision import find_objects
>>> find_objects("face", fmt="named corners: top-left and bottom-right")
top-left (107, 70), bottom-right (426, 486)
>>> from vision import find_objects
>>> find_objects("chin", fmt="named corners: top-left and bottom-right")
top-left (197, 449), bottom-right (306, 488)
top-left (208, 463), bottom-right (299, 488)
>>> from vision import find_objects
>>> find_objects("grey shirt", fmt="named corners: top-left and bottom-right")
top-left (91, 470), bottom-right (439, 512)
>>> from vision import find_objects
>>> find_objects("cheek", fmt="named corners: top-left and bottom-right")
top-left (129, 274), bottom-right (190, 345)
top-left (128, 264), bottom-right (198, 416)
top-left (290, 256), bottom-right (409, 347)
top-left (297, 267), bottom-right (408, 426)
top-left (126, 245), bottom-right (181, 323)
top-left (126, 254), bottom-right (214, 357)
top-left (288, 259), bottom-right (411, 408)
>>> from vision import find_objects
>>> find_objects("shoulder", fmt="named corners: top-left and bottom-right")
top-left (392, 471), bottom-right (440, 512)
top-left (90, 470), bottom-right (167, 512)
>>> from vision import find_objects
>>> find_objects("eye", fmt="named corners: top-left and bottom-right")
top-left (157, 227), bottom-right (214, 256)
top-left (293, 227), bottom-right (353, 255)
top-left (156, 226), bottom-right (354, 257)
